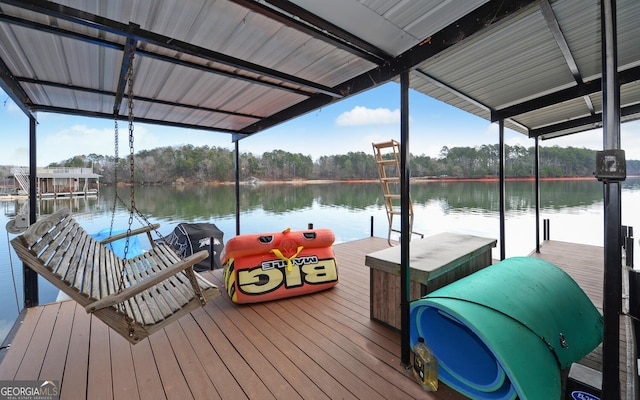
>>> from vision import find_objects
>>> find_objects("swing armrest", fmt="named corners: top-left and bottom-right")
top-left (99, 223), bottom-right (161, 246)
top-left (85, 249), bottom-right (209, 313)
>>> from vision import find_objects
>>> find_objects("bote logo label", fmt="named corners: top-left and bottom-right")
top-left (570, 391), bottom-right (600, 400)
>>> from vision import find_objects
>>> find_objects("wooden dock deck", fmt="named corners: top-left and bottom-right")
top-left (0, 237), bottom-right (626, 399)
top-left (0, 237), bottom-right (464, 400)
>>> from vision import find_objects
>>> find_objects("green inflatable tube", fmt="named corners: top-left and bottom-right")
top-left (410, 257), bottom-right (603, 399)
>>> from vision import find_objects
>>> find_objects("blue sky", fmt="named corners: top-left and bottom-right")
top-left (2, 82), bottom-right (639, 166)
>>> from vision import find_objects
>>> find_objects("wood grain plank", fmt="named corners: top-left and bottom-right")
top-left (177, 311), bottom-right (248, 400)
top-left (21, 210), bottom-right (72, 249)
top-left (124, 258), bottom-right (162, 325)
top-left (59, 302), bottom-right (91, 400)
top-left (30, 214), bottom-right (73, 255)
top-left (77, 236), bottom-right (96, 294)
top-left (70, 233), bottom-right (92, 293)
top-left (86, 317), bottom-right (113, 400)
top-left (110, 329), bottom-right (140, 400)
top-left (82, 239), bottom-right (98, 297)
top-left (148, 329), bottom-right (194, 400)
top-left (91, 241), bottom-right (104, 300)
top-left (163, 318), bottom-right (220, 400)
top-left (38, 219), bottom-right (77, 269)
top-left (52, 223), bottom-right (82, 279)
top-left (140, 252), bottom-right (185, 314)
top-left (39, 301), bottom-right (76, 382)
top-left (211, 293), bottom-right (329, 400)
top-left (267, 298), bottom-right (416, 400)
top-left (191, 306), bottom-right (276, 400)
top-left (130, 337), bottom-right (167, 400)
top-left (203, 300), bottom-right (302, 400)
top-left (0, 306), bottom-right (44, 380)
top-left (14, 303), bottom-right (61, 380)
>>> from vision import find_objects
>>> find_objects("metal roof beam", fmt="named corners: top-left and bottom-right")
top-left (540, 0), bottom-right (595, 115)
top-left (239, 0), bottom-right (539, 134)
top-left (492, 82), bottom-right (600, 122)
top-left (0, 57), bottom-right (35, 118)
top-left (239, 93), bottom-right (334, 135)
top-left (540, 0), bottom-right (580, 83)
top-left (531, 103), bottom-right (640, 138)
top-left (1, 0), bottom-right (343, 98)
top-left (492, 65), bottom-right (640, 121)
top-left (29, 104), bottom-right (242, 134)
top-left (230, 0), bottom-right (390, 64)
top-left (0, 12), bottom-right (122, 50)
top-left (113, 33), bottom-right (137, 115)
top-left (0, 0), bottom-right (131, 37)
top-left (16, 77), bottom-right (262, 120)
top-left (16, 77), bottom-right (113, 97)
top-left (413, 69), bottom-right (491, 112)
top-left (413, 69), bottom-right (532, 132)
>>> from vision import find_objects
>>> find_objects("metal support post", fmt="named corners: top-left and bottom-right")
top-left (24, 115), bottom-right (39, 308)
top-left (498, 120), bottom-right (506, 260)
top-left (601, 0), bottom-right (622, 397)
top-left (399, 71), bottom-right (411, 366)
top-left (234, 140), bottom-right (241, 235)
top-left (535, 136), bottom-right (541, 253)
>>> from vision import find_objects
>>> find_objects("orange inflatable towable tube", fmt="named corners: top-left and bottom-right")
top-left (222, 228), bottom-right (339, 303)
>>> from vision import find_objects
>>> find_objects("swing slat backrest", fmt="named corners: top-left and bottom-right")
top-left (11, 207), bottom-right (220, 344)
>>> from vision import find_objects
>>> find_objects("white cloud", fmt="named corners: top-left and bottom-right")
top-left (38, 124), bottom-right (119, 165)
top-left (336, 106), bottom-right (400, 126)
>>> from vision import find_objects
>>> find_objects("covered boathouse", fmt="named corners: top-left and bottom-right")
top-left (11, 166), bottom-right (100, 198)
top-left (0, 0), bottom-right (639, 399)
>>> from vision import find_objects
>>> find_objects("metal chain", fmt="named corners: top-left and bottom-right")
top-left (122, 46), bottom-right (163, 242)
top-left (109, 119), bottom-right (119, 238)
top-left (123, 50), bottom-right (136, 262)
top-left (110, 88), bottom-right (123, 289)
top-left (118, 48), bottom-right (137, 340)
top-left (117, 48), bottom-right (136, 299)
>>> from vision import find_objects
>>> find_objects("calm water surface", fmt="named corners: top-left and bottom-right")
top-left (1, 178), bottom-right (639, 342)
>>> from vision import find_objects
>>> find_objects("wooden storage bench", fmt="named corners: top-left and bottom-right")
top-left (364, 232), bottom-right (496, 330)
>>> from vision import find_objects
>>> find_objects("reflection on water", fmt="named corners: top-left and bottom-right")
top-left (0, 177), bottom-right (637, 343)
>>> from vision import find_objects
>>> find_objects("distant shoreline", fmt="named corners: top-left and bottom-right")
top-left (226, 175), bottom-right (619, 186)
top-left (140, 175), bottom-right (640, 186)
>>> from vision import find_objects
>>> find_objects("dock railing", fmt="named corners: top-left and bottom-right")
top-left (36, 167), bottom-right (95, 175)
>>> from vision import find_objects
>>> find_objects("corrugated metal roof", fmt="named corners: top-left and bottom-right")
top-left (405, 0), bottom-right (640, 139)
top-left (0, 0), bottom-right (639, 141)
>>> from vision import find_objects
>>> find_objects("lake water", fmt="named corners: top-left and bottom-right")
top-left (1, 178), bottom-right (639, 343)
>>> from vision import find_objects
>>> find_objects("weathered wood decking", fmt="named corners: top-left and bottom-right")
top-left (0, 237), bottom-right (624, 399)
top-left (0, 237), bottom-right (465, 400)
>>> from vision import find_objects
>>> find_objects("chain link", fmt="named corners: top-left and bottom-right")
top-left (109, 119), bottom-right (119, 240)
top-left (123, 47), bottom-right (136, 262)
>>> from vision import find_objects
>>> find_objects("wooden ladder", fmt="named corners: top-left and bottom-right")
top-left (372, 140), bottom-right (423, 245)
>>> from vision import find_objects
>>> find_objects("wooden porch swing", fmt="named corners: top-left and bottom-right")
top-left (10, 51), bottom-right (220, 344)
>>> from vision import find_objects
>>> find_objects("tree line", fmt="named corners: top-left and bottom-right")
top-left (46, 144), bottom-right (640, 183)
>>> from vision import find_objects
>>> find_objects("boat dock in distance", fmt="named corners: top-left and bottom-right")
top-left (10, 166), bottom-right (101, 199)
